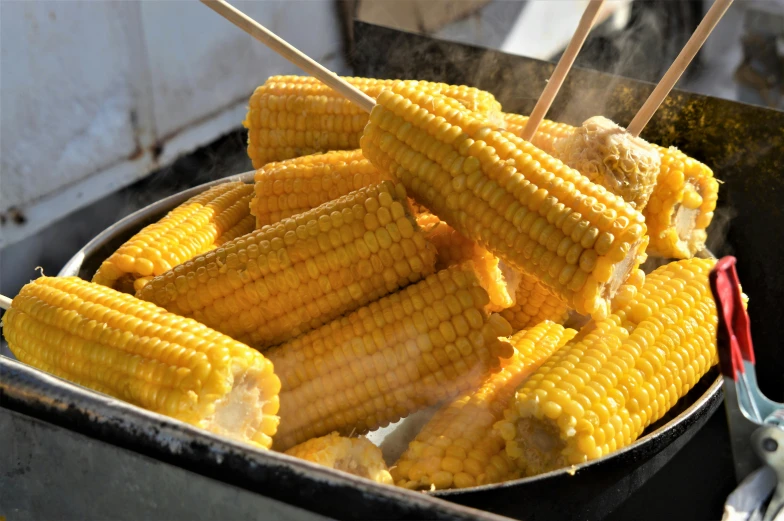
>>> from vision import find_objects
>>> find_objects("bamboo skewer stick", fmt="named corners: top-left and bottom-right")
top-left (0, 295), bottom-right (12, 310)
top-left (200, 0), bottom-right (375, 113)
top-left (626, 0), bottom-right (734, 137)
top-left (521, 0), bottom-right (606, 142)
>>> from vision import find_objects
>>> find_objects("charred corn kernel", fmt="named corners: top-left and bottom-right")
top-left (285, 432), bottom-right (393, 485)
top-left (362, 87), bottom-right (649, 320)
top-left (495, 258), bottom-right (718, 475)
top-left (93, 182), bottom-right (255, 294)
top-left (3, 276), bottom-right (280, 448)
top-left (138, 181), bottom-right (436, 349)
top-left (251, 149), bottom-right (389, 228)
top-left (500, 274), bottom-right (571, 330)
top-left (393, 320), bottom-right (576, 490)
top-left (244, 76), bottom-right (502, 168)
top-left (267, 263), bottom-right (515, 451)
top-left (421, 219), bottom-right (515, 311)
top-left (644, 147), bottom-right (719, 258)
top-left (504, 114), bottom-right (718, 258)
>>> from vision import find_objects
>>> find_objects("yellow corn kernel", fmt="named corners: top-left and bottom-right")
top-left (137, 181), bottom-right (436, 349)
top-left (244, 76), bottom-right (502, 168)
top-left (3, 276), bottom-right (280, 449)
top-left (420, 218), bottom-right (515, 311)
top-left (392, 320), bottom-right (576, 490)
top-left (285, 432), bottom-right (393, 485)
top-left (251, 149), bottom-right (390, 228)
top-left (361, 87), bottom-right (649, 320)
top-left (93, 182), bottom-right (255, 293)
top-left (267, 263), bottom-right (515, 451)
top-left (495, 258), bottom-right (718, 475)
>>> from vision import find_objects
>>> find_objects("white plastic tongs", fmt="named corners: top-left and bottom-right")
top-left (712, 256), bottom-right (783, 521)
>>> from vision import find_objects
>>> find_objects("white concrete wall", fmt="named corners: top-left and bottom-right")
top-left (0, 0), bottom-right (347, 248)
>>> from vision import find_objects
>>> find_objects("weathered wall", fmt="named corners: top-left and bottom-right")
top-left (0, 0), bottom-right (348, 248)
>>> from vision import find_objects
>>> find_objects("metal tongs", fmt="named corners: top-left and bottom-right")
top-left (711, 256), bottom-right (783, 521)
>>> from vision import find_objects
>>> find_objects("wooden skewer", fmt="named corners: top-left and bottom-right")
top-left (200, 0), bottom-right (375, 113)
top-left (626, 0), bottom-right (734, 137)
top-left (521, 0), bottom-right (606, 142)
top-left (0, 295), bottom-right (12, 310)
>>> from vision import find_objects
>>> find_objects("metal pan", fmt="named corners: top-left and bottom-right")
top-left (19, 172), bottom-right (719, 520)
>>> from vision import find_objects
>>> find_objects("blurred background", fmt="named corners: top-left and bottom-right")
top-left (1, 1), bottom-right (783, 518)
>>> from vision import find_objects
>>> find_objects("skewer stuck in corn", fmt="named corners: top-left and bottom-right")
top-left (362, 85), bottom-right (649, 319)
top-left (138, 181), bottom-right (437, 350)
top-left (495, 258), bottom-right (718, 475)
top-left (503, 114), bottom-right (660, 210)
top-left (2, 276), bottom-right (281, 448)
top-left (245, 76), bottom-right (502, 168)
top-left (503, 113), bottom-right (719, 259)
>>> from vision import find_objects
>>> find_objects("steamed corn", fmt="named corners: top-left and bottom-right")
top-left (138, 181), bottom-right (436, 349)
top-left (93, 182), bottom-right (255, 293)
top-left (362, 85), bottom-right (649, 319)
top-left (393, 320), bottom-right (576, 490)
top-left (267, 263), bottom-right (514, 451)
top-left (496, 258), bottom-right (718, 475)
top-left (2, 276), bottom-right (281, 448)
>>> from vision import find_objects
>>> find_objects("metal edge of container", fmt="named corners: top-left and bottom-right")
top-left (0, 356), bottom-right (513, 521)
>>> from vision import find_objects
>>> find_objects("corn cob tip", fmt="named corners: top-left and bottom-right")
top-left (419, 218), bottom-right (517, 313)
top-left (392, 320), bottom-right (576, 490)
top-left (554, 116), bottom-right (661, 210)
top-left (497, 257), bottom-right (719, 476)
top-left (285, 432), bottom-right (393, 485)
top-left (644, 146), bottom-right (718, 259)
top-left (92, 181), bottom-right (255, 293)
top-left (4, 276), bottom-right (281, 449)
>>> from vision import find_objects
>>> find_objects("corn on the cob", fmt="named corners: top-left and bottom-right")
top-left (645, 147), bottom-right (719, 258)
top-left (499, 275), bottom-right (571, 331)
top-left (285, 432), bottom-right (393, 485)
top-left (2, 276), bottom-right (280, 448)
top-left (138, 181), bottom-right (436, 350)
top-left (244, 76), bottom-right (502, 168)
top-left (495, 258), bottom-right (718, 475)
top-left (393, 320), bottom-right (576, 490)
top-left (553, 117), bottom-right (661, 210)
top-left (93, 182), bottom-right (255, 294)
top-left (504, 114), bottom-right (660, 210)
top-left (267, 263), bottom-right (515, 451)
top-left (251, 150), bottom-right (388, 229)
top-left (361, 86), bottom-right (649, 319)
top-left (420, 219), bottom-right (515, 311)
top-left (502, 112), bottom-right (573, 155)
top-left (504, 113), bottom-right (719, 258)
